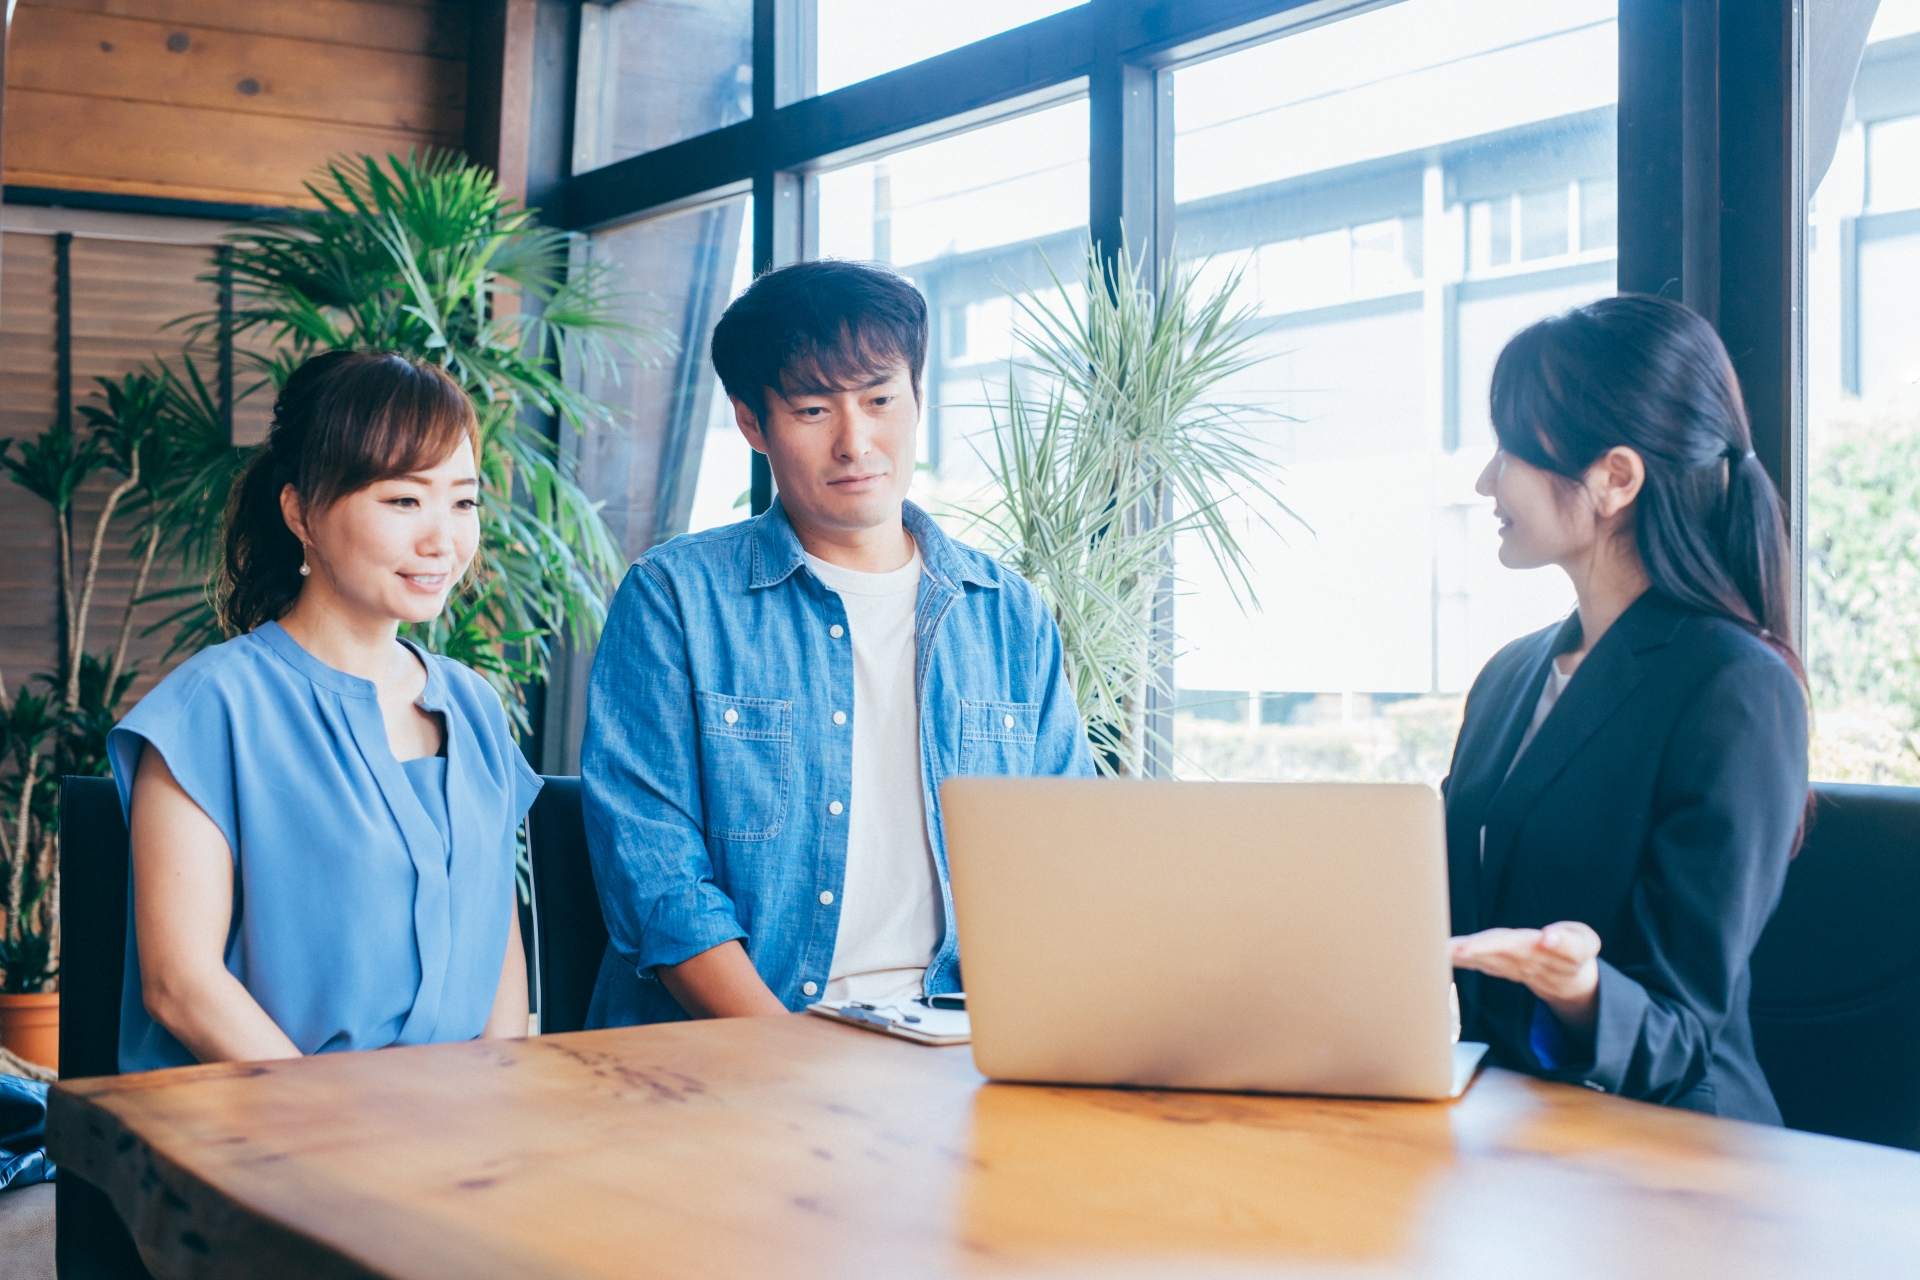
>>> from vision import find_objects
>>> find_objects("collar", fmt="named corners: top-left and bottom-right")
top-left (746, 496), bottom-right (1001, 592)
top-left (1557, 590), bottom-right (1693, 659)
top-left (255, 620), bottom-right (444, 708)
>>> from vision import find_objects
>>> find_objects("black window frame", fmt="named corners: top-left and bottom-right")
top-left (548, 0), bottom-right (1807, 767)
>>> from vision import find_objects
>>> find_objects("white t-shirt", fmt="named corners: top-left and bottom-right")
top-left (803, 543), bottom-right (943, 1004)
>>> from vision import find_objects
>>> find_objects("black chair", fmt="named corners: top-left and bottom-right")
top-left (1751, 782), bottom-right (1920, 1151)
top-left (526, 777), bottom-right (609, 1035)
top-left (56, 775), bottom-right (154, 1279)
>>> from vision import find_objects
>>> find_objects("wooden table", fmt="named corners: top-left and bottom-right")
top-left (48, 1016), bottom-right (1920, 1280)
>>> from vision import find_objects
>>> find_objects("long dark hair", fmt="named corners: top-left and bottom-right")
top-left (1489, 294), bottom-right (1799, 673)
top-left (218, 351), bottom-right (476, 636)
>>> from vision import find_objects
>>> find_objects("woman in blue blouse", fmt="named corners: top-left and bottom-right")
top-left (108, 351), bottom-right (541, 1071)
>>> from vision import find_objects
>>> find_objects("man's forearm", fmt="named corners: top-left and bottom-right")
top-left (658, 940), bottom-right (790, 1018)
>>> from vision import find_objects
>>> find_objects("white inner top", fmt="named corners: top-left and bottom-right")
top-left (1507, 657), bottom-right (1576, 779)
top-left (804, 543), bottom-right (943, 1004)
top-left (1481, 656), bottom-right (1577, 865)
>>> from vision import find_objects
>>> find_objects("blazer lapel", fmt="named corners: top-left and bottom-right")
top-left (1476, 593), bottom-right (1689, 920)
top-left (1448, 618), bottom-right (1571, 937)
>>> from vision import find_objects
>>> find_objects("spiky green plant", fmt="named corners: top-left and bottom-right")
top-left (174, 149), bottom-right (668, 721)
top-left (0, 688), bottom-right (60, 993)
top-left (968, 244), bottom-right (1290, 775)
top-left (2, 378), bottom-right (169, 993)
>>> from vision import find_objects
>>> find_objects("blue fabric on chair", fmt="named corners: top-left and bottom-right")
top-left (1751, 782), bottom-right (1920, 1151)
top-left (527, 777), bottom-right (606, 1036)
top-left (0, 1076), bottom-right (55, 1191)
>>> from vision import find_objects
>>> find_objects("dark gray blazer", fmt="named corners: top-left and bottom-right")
top-left (1442, 592), bottom-right (1807, 1123)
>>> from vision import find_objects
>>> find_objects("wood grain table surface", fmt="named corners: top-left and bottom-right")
top-left (47, 1015), bottom-right (1920, 1280)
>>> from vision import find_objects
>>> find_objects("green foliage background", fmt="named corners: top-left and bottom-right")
top-left (1806, 398), bottom-right (1920, 783)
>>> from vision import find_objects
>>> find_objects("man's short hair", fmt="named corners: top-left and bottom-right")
top-left (710, 259), bottom-right (929, 427)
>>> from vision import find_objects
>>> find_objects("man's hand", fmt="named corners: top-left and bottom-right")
top-left (658, 940), bottom-right (791, 1019)
top-left (1449, 921), bottom-right (1602, 1033)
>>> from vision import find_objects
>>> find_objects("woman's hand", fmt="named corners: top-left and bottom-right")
top-left (1449, 921), bottom-right (1603, 1034)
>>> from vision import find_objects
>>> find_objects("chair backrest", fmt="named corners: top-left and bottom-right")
top-left (58, 775), bottom-right (131, 1081)
top-left (1751, 782), bottom-right (1920, 1151)
top-left (57, 777), bottom-right (157, 1277)
top-left (526, 777), bottom-right (608, 1036)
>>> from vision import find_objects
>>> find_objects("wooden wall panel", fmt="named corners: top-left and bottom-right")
top-left (0, 232), bottom-right (57, 439)
top-left (0, 233), bottom-right (61, 705)
top-left (12, 10), bottom-right (465, 137)
top-left (0, 221), bottom-right (235, 709)
top-left (3, 0), bottom-right (468, 207)
top-left (28, 0), bottom-right (467, 58)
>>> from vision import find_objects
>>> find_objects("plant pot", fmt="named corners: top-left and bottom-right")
top-left (0, 992), bottom-right (59, 1073)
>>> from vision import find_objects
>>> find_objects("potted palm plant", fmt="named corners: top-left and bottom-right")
top-left (970, 244), bottom-right (1288, 774)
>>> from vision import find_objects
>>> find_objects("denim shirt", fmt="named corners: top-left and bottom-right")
top-left (582, 498), bottom-right (1095, 1027)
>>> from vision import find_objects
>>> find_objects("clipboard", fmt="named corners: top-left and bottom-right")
top-left (806, 995), bottom-right (971, 1046)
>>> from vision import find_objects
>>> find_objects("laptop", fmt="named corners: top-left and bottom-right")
top-left (941, 777), bottom-right (1486, 1101)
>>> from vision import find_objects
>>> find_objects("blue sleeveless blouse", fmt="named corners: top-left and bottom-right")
top-left (107, 622), bottom-right (542, 1072)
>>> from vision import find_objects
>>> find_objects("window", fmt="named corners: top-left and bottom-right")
top-left (579, 194), bottom-right (752, 555)
top-left (572, 0), bottom-right (753, 173)
top-left (554, 0), bottom-right (1818, 783)
top-left (1167, 0), bottom-right (1618, 785)
top-left (1805, 0), bottom-right (1920, 784)
top-left (811, 1), bottom-right (1083, 97)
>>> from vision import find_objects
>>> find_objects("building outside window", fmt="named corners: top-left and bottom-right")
top-left (1164, 0), bottom-right (1615, 785)
top-left (1805, 0), bottom-right (1920, 785)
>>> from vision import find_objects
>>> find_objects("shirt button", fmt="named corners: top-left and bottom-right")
top-left (819, 891), bottom-right (834, 905)
top-left (829, 800), bottom-right (844, 815)
top-left (802, 981), bottom-right (818, 997)
top-left (829, 624), bottom-right (844, 638)
top-left (723, 708), bottom-right (738, 725)
top-left (1003, 714), bottom-right (1016, 729)
top-left (832, 710), bottom-right (847, 725)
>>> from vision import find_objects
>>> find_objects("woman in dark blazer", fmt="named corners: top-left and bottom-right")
top-left (1444, 295), bottom-right (1807, 1124)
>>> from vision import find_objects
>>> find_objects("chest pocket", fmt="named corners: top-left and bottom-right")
top-left (697, 692), bottom-right (791, 841)
top-left (959, 699), bottom-right (1040, 776)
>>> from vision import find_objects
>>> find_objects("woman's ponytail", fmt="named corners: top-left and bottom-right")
top-left (1722, 447), bottom-right (1794, 646)
top-left (216, 445), bottom-right (307, 636)
top-left (214, 350), bottom-right (477, 637)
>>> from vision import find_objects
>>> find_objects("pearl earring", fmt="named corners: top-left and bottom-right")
top-left (299, 549), bottom-right (311, 577)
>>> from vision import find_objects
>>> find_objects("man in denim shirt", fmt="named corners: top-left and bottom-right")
top-left (582, 260), bottom-right (1094, 1026)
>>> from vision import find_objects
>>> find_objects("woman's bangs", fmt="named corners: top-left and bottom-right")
top-left (367, 370), bottom-right (476, 481)
top-left (310, 360), bottom-right (477, 506)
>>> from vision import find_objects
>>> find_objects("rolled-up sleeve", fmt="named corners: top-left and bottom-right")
top-left (1576, 654), bottom-right (1807, 1102)
top-left (582, 562), bottom-right (747, 978)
